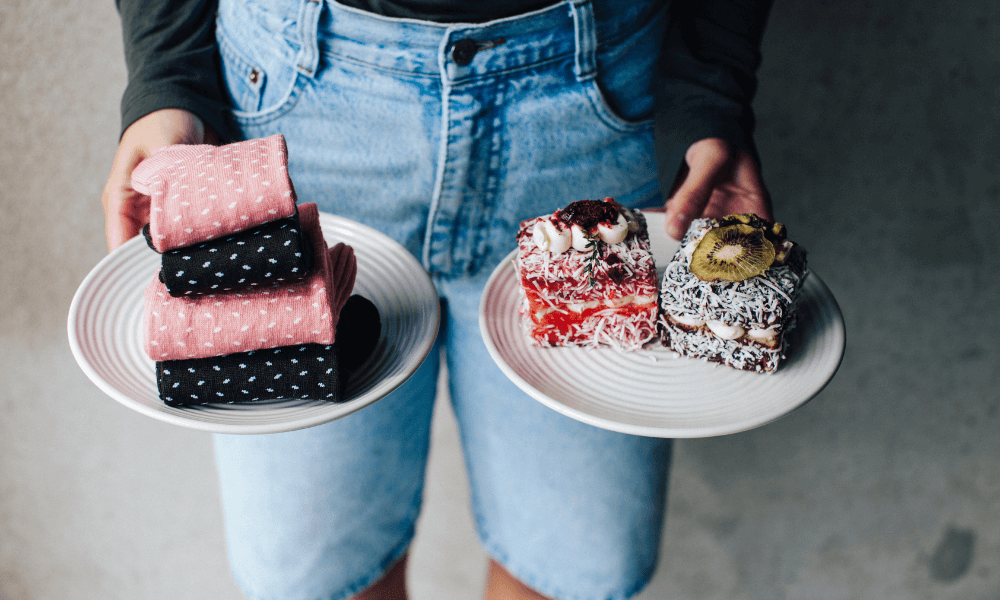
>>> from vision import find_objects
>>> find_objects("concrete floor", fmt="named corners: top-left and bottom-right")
top-left (1, 0), bottom-right (997, 598)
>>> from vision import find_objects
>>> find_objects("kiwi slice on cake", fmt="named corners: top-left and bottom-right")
top-left (720, 213), bottom-right (755, 226)
top-left (770, 222), bottom-right (787, 239)
top-left (690, 223), bottom-right (776, 282)
top-left (720, 214), bottom-right (787, 240)
top-left (720, 213), bottom-right (768, 229)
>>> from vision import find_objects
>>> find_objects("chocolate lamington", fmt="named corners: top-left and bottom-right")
top-left (659, 214), bottom-right (808, 372)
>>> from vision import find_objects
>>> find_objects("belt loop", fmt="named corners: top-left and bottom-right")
top-left (296, 0), bottom-right (323, 77)
top-left (569, 0), bottom-right (597, 82)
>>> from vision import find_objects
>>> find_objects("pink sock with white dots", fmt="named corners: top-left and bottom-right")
top-left (131, 133), bottom-right (298, 252)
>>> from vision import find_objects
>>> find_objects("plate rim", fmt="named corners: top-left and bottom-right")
top-left (478, 213), bottom-right (846, 438)
top-left (67, 212), bottom-right (440, 435)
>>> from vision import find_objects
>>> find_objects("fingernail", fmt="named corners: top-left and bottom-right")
top-left (668, 213), bottom-right (686, 239)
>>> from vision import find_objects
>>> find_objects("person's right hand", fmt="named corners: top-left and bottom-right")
top-left (101, 108), bottom-right (217, 251)
top-left (662, 138), bottom-right (772, 240)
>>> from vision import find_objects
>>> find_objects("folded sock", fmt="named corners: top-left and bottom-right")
top-left (143, 204), bottom-right (357, 361)
top-left (132, 134), bottom-right (297, 252)
top-left (156, 295), bottom-right (381, 406)
top-left (145, 212), bottom-right (316, 297)
top-left (334, 295), bottom-right (381, 373)
top-left (325, 235), bottom-right (358, 319)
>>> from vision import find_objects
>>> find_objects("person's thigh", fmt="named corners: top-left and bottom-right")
top-left (437, 2), bottom-right (673, 596)
top-left (442, 276), bottom-right (672, 600)
top-left (213, 346), bottom-right (439, 599)
top-left (213, 4), bottom-right (445, 598)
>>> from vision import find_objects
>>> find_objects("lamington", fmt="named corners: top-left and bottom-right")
top-left (515, 198), bottom-right (659, 351)
top-left (659, 214), bottom-right (808, 372)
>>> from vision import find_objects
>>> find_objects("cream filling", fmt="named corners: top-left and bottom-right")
top-left (534, 294), bottom-right (656, 319)
top-left (669, 314), bottom-right (780, 346)
top-left (566, 299), bottom-right (599, 313)
top-left (747, 326), bottom-right (779, 342)
top-left (706, 320), bottom-right (745, 340)
top-left (669, 312), bottom-right (705, 327)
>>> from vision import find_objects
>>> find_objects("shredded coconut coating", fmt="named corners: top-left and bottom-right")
top-left (516, 212), bottom-right (659, 351)
top-left (659, 218), bottom-right (809, 372)
top-left (661, 322), bottom-right (784, 372)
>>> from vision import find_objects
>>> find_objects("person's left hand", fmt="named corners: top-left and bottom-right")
top-left (662, 138), bottom-right (772, 240)
top-left (101, 108), bottom-right (216, 252)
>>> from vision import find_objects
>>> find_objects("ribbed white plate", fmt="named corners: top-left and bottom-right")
top-left (68, 213), bottom-right (439, 435)
top-left (480, 211), bottom-right (845, 438)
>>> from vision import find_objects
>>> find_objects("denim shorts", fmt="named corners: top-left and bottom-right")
top-left (212, 1), bottom-right (674, 598)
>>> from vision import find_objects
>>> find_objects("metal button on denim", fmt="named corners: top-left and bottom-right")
top-left (452, 39), bottom-right (478, 66)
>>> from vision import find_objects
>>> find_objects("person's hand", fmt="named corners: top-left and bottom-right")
top-left (662, 138), bottom-right (772, 240)
top-left (101, 109), bottom-right (217, 251)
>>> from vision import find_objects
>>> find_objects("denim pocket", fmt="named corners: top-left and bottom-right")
top-left (216, 17), bottom-right (305, 125)
top-left (217, 25), bottom-right (265, 113)
top-left (585, 1), bottom-right (667, 130)
top-left (581, 78), bottom-right (655, 133)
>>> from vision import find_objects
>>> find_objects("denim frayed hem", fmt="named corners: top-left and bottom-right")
top-left (479, 537), bottom-right (659, 600)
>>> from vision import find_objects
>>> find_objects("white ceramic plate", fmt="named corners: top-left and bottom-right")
top-left (480, 211), bottom-right (845, 438)
top-left (68, 213), bottom-right (439, 435)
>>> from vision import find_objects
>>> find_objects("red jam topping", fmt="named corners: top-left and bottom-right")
top-left (608, 264), bottom-right (628, 285)
top-left (556, 199), bottom-right (619, 232)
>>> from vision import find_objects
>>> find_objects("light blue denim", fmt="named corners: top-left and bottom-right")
top-left (212, 1), bottom-right (673, 598)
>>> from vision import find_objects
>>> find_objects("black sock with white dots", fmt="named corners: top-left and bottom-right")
top-left (143, 213), bottom-right (316, 297)
top-left (156, 295), bottom-right (380, 406)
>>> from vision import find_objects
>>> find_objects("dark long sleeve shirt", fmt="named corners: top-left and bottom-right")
top-left (116, 0), bottom-right (771, 183)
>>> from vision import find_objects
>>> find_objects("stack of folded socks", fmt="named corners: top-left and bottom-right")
top-left (135, 135), bottom-right (379, 407)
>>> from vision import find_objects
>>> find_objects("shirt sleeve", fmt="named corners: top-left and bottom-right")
top-left (656, 0), bottom-right (774, 186)
top-left (116, 0), bottom-right (236, 140)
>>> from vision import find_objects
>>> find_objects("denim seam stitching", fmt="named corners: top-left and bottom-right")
top-left (465, 77), bottom-right (507, 275)
top-left (295, 0), bottom-right (322, 76)
top-left (321, 48), bottom-right (575, 84)
top-left (319, 50), bottom-right (441, 80)
top-left (316, 25), bottom-right (658, 87)
top-left (216, 25), bottom-right (264, 111)
top-left (448, 55), bottom-right (571, 86)
top-left (422, 32), bottom-right (453, 271)
top-left (569, 0), bottom-right (597, 81)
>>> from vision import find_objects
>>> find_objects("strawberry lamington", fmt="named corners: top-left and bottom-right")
top-left (515, 198), bottom-right (659, 350)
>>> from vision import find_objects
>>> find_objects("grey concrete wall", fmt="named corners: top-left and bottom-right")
top-left (0, 0), bottom-right (997, 599)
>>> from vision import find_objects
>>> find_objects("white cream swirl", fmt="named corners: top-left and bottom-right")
top-left (531, 220), bottom-right (572, 254)
top-left (597, 214), bottom-right (629, 245)
top-left (534, 204), bottom-right (631, 254)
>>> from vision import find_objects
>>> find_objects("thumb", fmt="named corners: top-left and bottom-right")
top-left (101, 109), bottom-right (210, 252)
top-left (103, 145), bottom-right (153, 251)
top-left (664, 139), bottom-right (731, 240)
